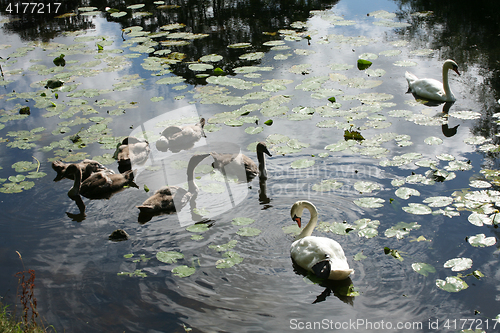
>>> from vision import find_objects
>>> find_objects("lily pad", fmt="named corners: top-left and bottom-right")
top-left (156, 251), bottom-right (184, 263)
top-left (412, 263), bottom-right (436, 277)
top-left (444, 258), bottom-right (473, 272)
top-left (353, 197), bottom-right (385, 208)
top-left (209, 240), bottom-right (238, 252)
top-left (232, 217), bottom-right (255, 226)
top-left (215, 251), bottom-right (244, 268)
top-left (467, 233), bottom-right (496, 247)
top-left (236, 227), bottom-right (261, 237)
top-left (186, 224), bottom-right (209, 233)
top-left (395, 187), bottom-right (420, 200)
top-left (312, 179), bottom-right (343, 192)
top-left (172, 265), bottom-right (196, 277)
top-left (290, 158), bottom-right (315, 169)
top-left (436, 276), bottom-right (468, 292)
top-left (353, 181), bottom-right (380, 193)
top-left (402, 203), bottom-right (432, 215)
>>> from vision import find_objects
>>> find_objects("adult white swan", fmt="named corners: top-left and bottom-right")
top-left (290, 200), bottom-right (353, 280)
top-left (405, 59), bottom-right (460, 102)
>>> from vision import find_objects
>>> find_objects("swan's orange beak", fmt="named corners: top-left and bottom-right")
top-left (292, 215), bottom-right (301, 228)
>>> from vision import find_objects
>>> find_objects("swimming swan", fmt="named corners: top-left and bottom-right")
top-left (211, 142), bottom-right (272, 182)
top-left (52, 159), bottom-right (111, 182)
top-left (115, 136), bottom-right (150, 173)
top-left (405, 59), bottom-right (460, 102)
top-left (290, 200), bottom-right (353, 280)
top-left (137, 153), bottom-right (211, 214)
top-left (156, 118), bottom-right (206, 153)
top-left (66, 164), bottom-right (136, 200)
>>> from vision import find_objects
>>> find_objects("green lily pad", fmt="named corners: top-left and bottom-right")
top-left (215, 251), bottom-right (244, 268)
top-left (384, 247), bottom-right (403, 261)
top-left (436, 276), bottom-right (468, 292)
top-left (384, 222), bottom-right (420, 239)
top-left (411, 262), bottom-right (436, 276)
top-left (357, 59), bottom-right (372, 70)
top-left (422, 196), bottom-right (453, 207)
top-left (186, 223), bottom-right (210, 233)
top-left (312, 179), bottom-right (343, 192)
top-left (467, 233), bottom-right (496, 247)
top-left (156, 251), bottom-right (184, 263)
top-left (402, 203), bottom-right (432, 215)
top-left (236, 227), bottom-right (261, 237)
top-left (172, 265), bottom-right (196, 277)
top-left (291, 158), bottom-right (315, 169)
top-left (395, 187), bottom-right (420, 200)
top-left (209, 240), bottom-right (238, 252)
top-left (231, 217), bottom-right (254, 226)
top-left (353, 181), bottom-right (380, 193)
top-left (353, 197), bottom-right (385, 208)
top-left (444, 258), bottom-right (473, 272)
top-left (353, 252), bottom-right (367, 261)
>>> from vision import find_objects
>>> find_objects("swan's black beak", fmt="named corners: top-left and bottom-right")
top-left (292, 215), bottom-right (301, 228)
top-left (453, 66), bottom-right (460, 76)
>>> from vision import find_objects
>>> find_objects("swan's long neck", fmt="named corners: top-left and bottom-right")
top-left (297, 201), bottom-right (319, 239)
top-left (257, 149), bottom-right (267, 178)
top-left (442, 65), bottom-right (454, 100)
top-left (187, 160), bottom-right (198, 194)
top-left (68, 167), bottom-right (82, 198)
top-left (187, 154), bottom-right (210, 193)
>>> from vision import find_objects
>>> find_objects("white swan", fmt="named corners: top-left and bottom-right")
top-left (211, 142), bottom-right (272, 182)
top-left (290, 200), bottom-right (353, 280)
top-left (156, 118), bottom-right (205, 153)
top-left (405, 59), bottom-right (460, 102)
top-left (137, 153), bottom-right (210, 214)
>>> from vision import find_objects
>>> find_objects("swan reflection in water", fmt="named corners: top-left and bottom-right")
top-left (54, 162), bottom-right (137, 220)
top-left (293, 262), bottom-right (356, 305)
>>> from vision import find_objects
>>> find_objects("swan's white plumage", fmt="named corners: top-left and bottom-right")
top-left (405, 59), bottom-right (460, 102)
top-left (290, 200), bottom-right (353, 280)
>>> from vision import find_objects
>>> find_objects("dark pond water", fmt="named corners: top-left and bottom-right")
top-left (1, 0), bottom-right (500, 332)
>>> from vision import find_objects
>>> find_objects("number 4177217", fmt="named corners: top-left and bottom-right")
top-left (5, 3), bottom-right (62, 14)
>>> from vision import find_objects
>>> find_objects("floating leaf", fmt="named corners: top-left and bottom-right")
top-left (312, 179), bottom-right (343, 192)
top-left (236, 227), bottom-right (261, 237)
top-left (186, 224), bottom-right (209, 233)
top-left (353, 181), bottom-right (380, 193)
top-left (384, 222), bottom-right (420, 239)
top-left (402, 203), bottom-right (432, 215)
top-left (436, 276), bottom-right (468, 292)
top-left (156, 251), bottom-right (184, 263)
top-left (467, 233), bottom-right (496, 247)
top-left (357, 59), bottom-right (372, 70)
top-left (444, 258), bottom-right (473, 272)
top-left (412, 263), bottom-right (436, 277)
top-left (353, 252), bottom-right (367, 261)
top-left (172, 265), bottom-right (196, 277)
top-left (422, 196), bottom-right (453, 207)
top-left (291, 158), bottom-right (315, 169)
top-left (232, 217), bottom-right (255, 226)
top-left (395, 187), bottom-right (420, 200)
top-left (384, 247), bottom-right (403, 261)
top-left (215, 251), bottom-right (244, 268)
top-left (209, 240), bottom-right (238, 252)
top-left (353, 197), bottom-right (385, 208)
